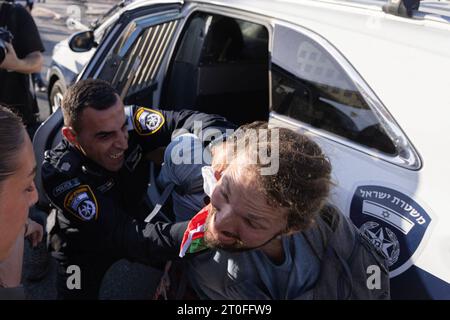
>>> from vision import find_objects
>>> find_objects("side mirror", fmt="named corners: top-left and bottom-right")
top-left (68, 30), bottom-right (96, 53)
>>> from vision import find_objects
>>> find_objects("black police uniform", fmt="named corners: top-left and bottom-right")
top-left (41, 106), bottom-right (236, 299)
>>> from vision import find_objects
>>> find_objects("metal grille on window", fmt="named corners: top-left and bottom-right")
top-left (111, 20), bottom-right (178, 97)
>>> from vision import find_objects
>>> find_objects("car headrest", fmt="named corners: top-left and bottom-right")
top-left (203, 17), bottom-right (244, 62)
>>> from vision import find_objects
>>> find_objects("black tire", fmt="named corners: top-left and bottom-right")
top-left (49, 79), bottom-right (66, 115)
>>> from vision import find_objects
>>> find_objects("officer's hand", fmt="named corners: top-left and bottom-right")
top-left (0, 42), bottom-right (21, 72)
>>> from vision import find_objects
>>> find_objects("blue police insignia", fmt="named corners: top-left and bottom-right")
top-left (64, 185), bottom-right (98, 221)
top-left (350, 185), bottom-right (432, 276)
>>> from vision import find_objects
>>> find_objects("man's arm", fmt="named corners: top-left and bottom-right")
top-left (0, 3), bottom-right (44, 74)
top-left (0, 43), bottom-right (43, 74)
top-left (116, 218), bottom-right (188, 264)
top-left (163, 109), bottom-right (236, 132)
top-left (42, 168), bottom-right (187, 265)
top-left (125, 105), bottom-right (237, 152)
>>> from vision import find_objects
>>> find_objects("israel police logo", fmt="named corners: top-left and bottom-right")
top-left (359, 221), bottom-right (400, 267)
top-left (133, 107), bottom-right (165, 136)
top-left (77, 199), bottom-right (96, 220)
top-left (64, 185), bottom-right (98, 221)
top-left (350, 185), bottom-right (432, 277)
top-left (144, 113), bottom-right (161, 131)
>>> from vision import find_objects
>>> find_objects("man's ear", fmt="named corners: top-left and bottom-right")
top-left (61, 126), bottom-right (78, 145)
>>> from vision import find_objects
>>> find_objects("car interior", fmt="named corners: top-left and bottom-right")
top-left (161, 13), bottom-right (270, 126)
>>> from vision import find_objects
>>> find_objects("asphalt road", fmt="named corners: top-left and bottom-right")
top-left (24, 0), bottom-right (164, 300)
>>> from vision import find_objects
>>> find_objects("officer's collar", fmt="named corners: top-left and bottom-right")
top-left (62, 138), bottom-right (118, 178)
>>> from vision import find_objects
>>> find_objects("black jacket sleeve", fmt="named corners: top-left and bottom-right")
top-left (125, 105), bottom-right (237, 152)
top-left (42, 163), bottom-right (187, 266)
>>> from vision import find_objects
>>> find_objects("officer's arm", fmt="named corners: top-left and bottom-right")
top-left (125, 105), bottom-right (237, 151)
top-left (160, 108), bottom-right (237, 138)
top-left (44, 177), bottom-right (187, 265)
top-left (108, 208), bottom-right (188, 264)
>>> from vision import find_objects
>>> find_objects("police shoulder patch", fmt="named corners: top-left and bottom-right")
top-left (133, 107), bottom-right (165, 136)
top-left (63, 185), bottom-right (98, 221)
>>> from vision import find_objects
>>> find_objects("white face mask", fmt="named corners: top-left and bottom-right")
top-left (201, 166), bottom-right (218, 197)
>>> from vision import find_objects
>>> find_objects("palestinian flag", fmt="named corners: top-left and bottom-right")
top-left (179, 206), bottom-right (209, 257)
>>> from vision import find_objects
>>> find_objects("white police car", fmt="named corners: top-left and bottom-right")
top-left (38, 0), bottom-right (450, 299)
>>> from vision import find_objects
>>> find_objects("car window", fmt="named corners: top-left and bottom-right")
top-left (97, 17), bottom-right (179, 100)
top-left (271, 26), bottom-right (396, 155)
top-left (162, 12), bottom-right (269, 125)
top-left (198, 16), bottom-right (268, 64)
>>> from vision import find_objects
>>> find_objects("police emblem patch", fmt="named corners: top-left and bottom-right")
top-left (64, 185), bottom-right (98, 221)
top-left (350, 185), bottom-right (432, 277)
top-left (133, 107), bottom-right (165, 136)
top-left (359, 221), bottom-right (400, 267)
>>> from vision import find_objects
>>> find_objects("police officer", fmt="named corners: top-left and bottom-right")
top-left (41, 79), bottom-right (236, 299)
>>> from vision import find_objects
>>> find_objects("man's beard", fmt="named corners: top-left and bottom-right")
top-left (204, 205), bottom-right (280, 253)
top-left (204, 205), bottom-right (248, 252)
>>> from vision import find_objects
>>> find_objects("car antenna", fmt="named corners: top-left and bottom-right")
top-left (382, 0), bottom-right (421, 18)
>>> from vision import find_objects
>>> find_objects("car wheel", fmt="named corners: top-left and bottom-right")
top-left (49, 80), bottom-right (66, 115)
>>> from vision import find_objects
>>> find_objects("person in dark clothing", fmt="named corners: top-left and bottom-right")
top-left (41, 79), bottom-right (236, 299)
top-left (13, 0), bottom-right (47, 92)
top-left (13, 0), bottom-right (33, 12)
top-left (0, 1), bottom-right (44, 137)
